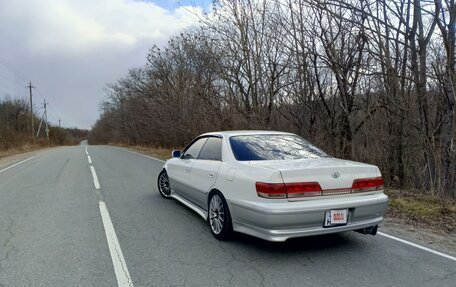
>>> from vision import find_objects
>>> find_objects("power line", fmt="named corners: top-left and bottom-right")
top-left (0, 82), bottom-right (19, 95)
top-left (0, 56), bottom-right (29, 83)
top-left (0, 76), bottom-right (23, 94)
top-left (0, 72), bottom-right (20, 85)
top-left (34, 87), bottom-right (60, 125)
top-left (0, 56), bottom-right (67, 127)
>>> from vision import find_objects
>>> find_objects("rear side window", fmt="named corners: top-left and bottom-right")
top-left (198, 137), bottom-right (222, 161)
top-left (229, 134), bottom-right (329, 161)
top-left (182, 138), bottom-right (208, 159)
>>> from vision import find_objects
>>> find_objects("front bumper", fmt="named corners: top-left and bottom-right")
top-left (228, 193), bottom-right (388, 242)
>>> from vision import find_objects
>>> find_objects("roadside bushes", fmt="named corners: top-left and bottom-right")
top-left (0, 96), bottom-right (88, 150)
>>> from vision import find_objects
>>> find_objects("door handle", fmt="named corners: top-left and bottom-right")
top-left (185, 168), bottom-right (191, 172)
top-left (208, 172), bottom-right (215, 178)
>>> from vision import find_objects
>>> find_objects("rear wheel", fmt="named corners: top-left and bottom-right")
top-left (208, 191), bottom-right (233, 240)
top-left (157, 170), bottom-right (171, 199)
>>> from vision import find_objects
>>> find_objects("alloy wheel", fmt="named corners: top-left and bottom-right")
top-left (158, 171), bottom-right (171, 197)
top-left (209, 194), bottom-right (225, 234)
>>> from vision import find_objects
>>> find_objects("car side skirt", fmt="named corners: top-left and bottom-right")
top-left (170, 193), bottom-right (208, 221)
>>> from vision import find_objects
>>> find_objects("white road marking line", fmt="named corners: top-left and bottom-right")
top-left (378, 232), bottom-right (456, 262)
top-left (115, 147), bottom-right (165, 163)
top-left (0, 156), bottom-right (36, 174)
top-left (89, 166), bottom-right (101, 190)
top-left (99, 201), bottom-right (134, 287)
top-left (87, 155), bottom-right (92, 164)
top-left (85, 146), bottom-right (89, 155)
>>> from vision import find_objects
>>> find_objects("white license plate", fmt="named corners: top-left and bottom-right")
top-left (324, 209), bottom-right (348, 227)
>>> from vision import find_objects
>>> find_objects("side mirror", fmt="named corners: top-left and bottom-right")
top-left (171, 150), bottom-right (181, 158)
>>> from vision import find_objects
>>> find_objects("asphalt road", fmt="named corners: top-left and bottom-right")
top-left (0, 145), bottom-right (455, 287)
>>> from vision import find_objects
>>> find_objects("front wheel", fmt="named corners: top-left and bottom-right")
top-left (157, 170), bottom-right (172, 199)
top-left (208, 191), bottom-right (233, 240)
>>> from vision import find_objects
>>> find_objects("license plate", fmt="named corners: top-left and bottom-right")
top-left (324, 209), bottom-right (348, 227)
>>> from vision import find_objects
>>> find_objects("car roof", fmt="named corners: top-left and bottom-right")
top-left (200, 130), bottom-right (295, 137)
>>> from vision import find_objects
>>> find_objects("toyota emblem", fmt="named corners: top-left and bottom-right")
top-left (331, 172), bottom-right (340, 179)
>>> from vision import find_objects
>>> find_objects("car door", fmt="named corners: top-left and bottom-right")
top-left (167, 137), bottom-right (208, 200)
top-left (188, 137), bottom-right (223, 210)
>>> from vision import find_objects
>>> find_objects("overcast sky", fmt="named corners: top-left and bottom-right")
top-left (0, 0), bottom-right (209, 129)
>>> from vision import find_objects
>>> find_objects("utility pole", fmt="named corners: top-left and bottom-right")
top-left (5, 103), bottom-right (9, 131)
top-left (36, 111), bottom-right (44, 138)
top-left (26, 81), bottom-right (36, 142)
top-left (43, 99), bottom-right (49, 145)
top-left (59, 118), bottom-right (61, 128)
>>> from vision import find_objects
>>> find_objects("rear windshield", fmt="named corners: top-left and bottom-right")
top-left (229, 134), bottom-right (329, 161)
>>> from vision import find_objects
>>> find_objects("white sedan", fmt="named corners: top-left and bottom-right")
top-left (157, 131), bottom-right (388, 241)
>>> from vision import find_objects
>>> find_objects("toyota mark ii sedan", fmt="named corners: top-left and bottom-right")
top-left (157, 131), bottom-right (388, 241)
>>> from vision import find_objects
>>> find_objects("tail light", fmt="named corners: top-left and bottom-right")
top-left (255, 182), bottom-right (287, 198)
top-left (351, 177), bottom-right (384, 192)
top-left (257, 176), bottom-right (384, 199)
top-left (256, 182), bottom-right (322, 198)
top-left (284, 182), bottom-right (322, 198)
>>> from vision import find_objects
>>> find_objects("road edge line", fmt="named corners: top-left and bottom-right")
top-left (378, 231), bottom-right (456, 262)
top-left (114, 147), bottom-right (165, 163)
top-left (0, 156), bottom-right (36, 174)
top-left (99, 201), bottom-right (134, 287)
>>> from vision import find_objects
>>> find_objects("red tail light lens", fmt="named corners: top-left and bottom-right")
top-left (351, 177), bottom-right (384, 192)
top-left (255, 182), bottom-right (287, 198)
top-left (256, 182), bottom-right (322, 198)
top-left (257, 177), bottom-right (384, 199)
top-left (285, 182), bottom-right (322, 198)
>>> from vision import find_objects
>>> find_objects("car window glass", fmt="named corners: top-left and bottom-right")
top-left (183, 138), bottom-right (208, 159)
top-left (198, 137), bottom-right (222, 161)
top-left (230, 134), bottom-right (329, 161)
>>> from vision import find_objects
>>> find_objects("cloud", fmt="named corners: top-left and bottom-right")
top-left (0, 0), bottom-right (202, 129)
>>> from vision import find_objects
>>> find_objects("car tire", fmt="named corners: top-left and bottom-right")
top-left (157, 170), bottom-right (172, 199)
top-left (208, 191), bottom-right (233, 240)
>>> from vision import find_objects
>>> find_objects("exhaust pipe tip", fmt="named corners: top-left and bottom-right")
top-left (354, 225), bottom-right (378, 236)
top-left (370, 225), bottom-right (378, 235)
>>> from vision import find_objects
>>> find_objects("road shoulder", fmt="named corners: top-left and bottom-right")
top-left (382, 218), bottom-right (456, 257)
top-left (0, 147), bottom-right (57, 171)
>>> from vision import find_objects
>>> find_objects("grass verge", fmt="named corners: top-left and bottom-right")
top-left (0, 144), bottom-right (45, 159)
top-left (385, 189), bottom-right (456, 233)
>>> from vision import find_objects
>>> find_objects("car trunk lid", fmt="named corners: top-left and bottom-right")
top-left (249, 158), bottom-right (381, 200)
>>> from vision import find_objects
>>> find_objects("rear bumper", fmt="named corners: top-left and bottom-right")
top-left (228, 193), bottom-right (388, 242)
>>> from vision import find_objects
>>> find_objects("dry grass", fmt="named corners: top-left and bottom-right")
top-left (385, 189), bottom-right (456, 233)
top-left (0, 144), bottom-right (44, 159)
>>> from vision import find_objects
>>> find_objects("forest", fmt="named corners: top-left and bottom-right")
top-left (88, 0), bottom-right (456, 198)
top-left (0, 96), bottom-right (89, 149)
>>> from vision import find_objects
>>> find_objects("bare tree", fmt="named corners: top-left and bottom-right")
top-left (90, 0), bottom-right (456, 198)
